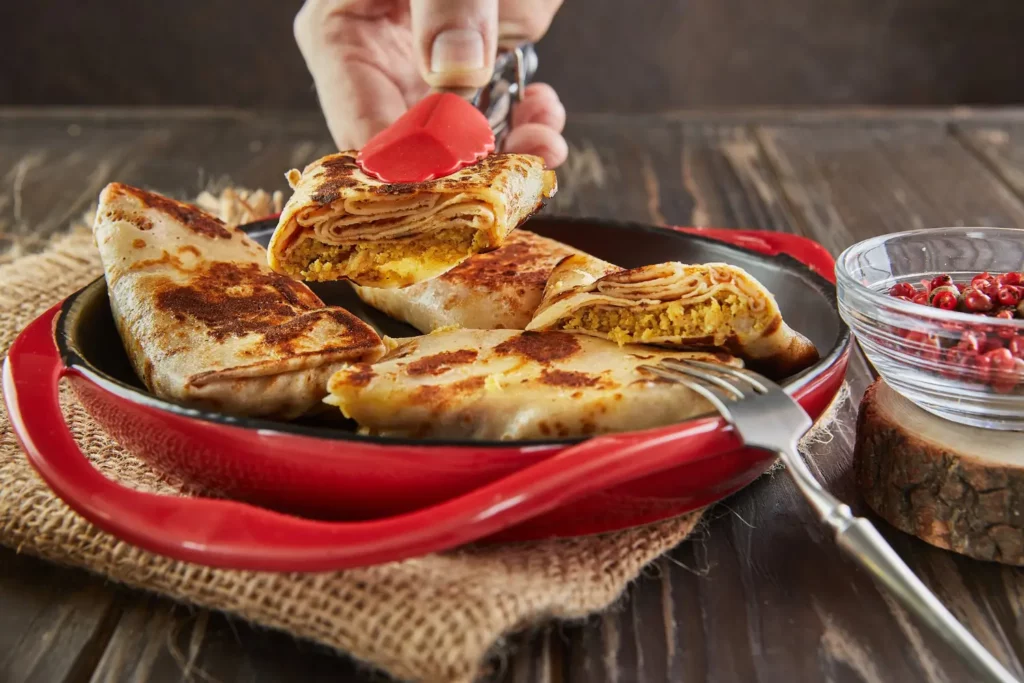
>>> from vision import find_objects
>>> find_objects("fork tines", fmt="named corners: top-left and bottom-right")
top-left (640, 359), bottom-right (770, 416)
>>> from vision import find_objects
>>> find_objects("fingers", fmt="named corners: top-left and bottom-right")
top-left (497, 0), bottom-right (563, 44)
top-left (295, 0), bottom-right (567, 160)
top-left (512, 83), bottom-right (565, 133)
top-left (497, 0), bottom-right (565, 169)
top-left (506, 83), bottom-right (567, 167)
top-left (319, 60), bottom-right (408, 151)
top-left (504, 123), bottom-right (568, 169)
top-left (295, 0), bottom-right (413, 150)
top-left (410, 0), bottom-right (498, 90)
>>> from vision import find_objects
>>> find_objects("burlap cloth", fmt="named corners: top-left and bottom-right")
top-left (0, 191), bottom-right (842, 683)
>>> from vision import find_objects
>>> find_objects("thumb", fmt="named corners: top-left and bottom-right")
top-left (410, 0), bottom-right (497, 90)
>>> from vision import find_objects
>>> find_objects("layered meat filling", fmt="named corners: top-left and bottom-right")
top-left (556, 293), bottom-right (764, 346)
top-left (282, 227), bottom-right (488, 287)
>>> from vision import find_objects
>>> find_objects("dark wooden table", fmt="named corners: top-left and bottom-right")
top-left (4, 107), bottom-right (1024, 683)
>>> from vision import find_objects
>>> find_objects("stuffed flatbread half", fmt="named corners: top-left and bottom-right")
top-left (527, 258), bottom-right (819, 379)
top-left (325, 327), bottom-right (742, 440)
top-left (93, 182), bottom-right (386, 419)
top-left (352, 230), bottom-right (614, 332)
top-left (268, 152), bottom-right (557, 288)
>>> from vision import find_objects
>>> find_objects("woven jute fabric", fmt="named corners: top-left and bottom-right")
top-left (0, 224), bottom-right (707, 683)
top-left (0, 203), bottom-right (844, 682)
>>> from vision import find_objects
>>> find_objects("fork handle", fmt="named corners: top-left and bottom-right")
top-left (780, 448), bottom-right (1020, 683)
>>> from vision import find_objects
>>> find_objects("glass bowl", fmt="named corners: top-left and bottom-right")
top-left (837, 227), bottom-right (1024, 431)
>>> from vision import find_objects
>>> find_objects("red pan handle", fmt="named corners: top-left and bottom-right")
top-left (673, 227), bottom-right (836, 283)
top-left (5, 303), bottom-right (742, 572)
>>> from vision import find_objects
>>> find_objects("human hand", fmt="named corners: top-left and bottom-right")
top-left (294, 0), bottom-right (568, 168)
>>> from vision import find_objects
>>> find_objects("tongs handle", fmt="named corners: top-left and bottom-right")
top-left (479, 41), bottom-right (537, 147)
top-left (431, 40), bottom-right (538, 150)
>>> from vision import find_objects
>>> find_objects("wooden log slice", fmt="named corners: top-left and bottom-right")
top-left (855, 378), bottom-right (1024, 565)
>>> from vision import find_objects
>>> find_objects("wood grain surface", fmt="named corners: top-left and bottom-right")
top-left (855, 379), bottom-right (1024, 566)
top-left (5, 1), bottom-right (1024, 111)
top-left (4, 107), bottom-right (1024, 682)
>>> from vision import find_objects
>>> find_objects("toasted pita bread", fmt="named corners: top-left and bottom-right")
top-left (325, 328), bottom-right (742, 440)
top-left (527, 258), bottom-right (819, 379)
top-left (268, 152), bottom-right (557, 288)
top-left (93, 182), bottom-right (385, 419)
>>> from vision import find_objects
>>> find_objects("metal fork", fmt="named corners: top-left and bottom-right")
top-left (642, 359), bottom-right (1020, 683)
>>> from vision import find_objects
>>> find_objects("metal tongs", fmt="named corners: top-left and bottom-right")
top-left (474, 42), bottom-right (538, 149)
top-left (432, 41), bottom-right (538, 152)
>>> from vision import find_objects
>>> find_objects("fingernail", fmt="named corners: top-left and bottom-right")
top-left (497, 22), bottom-right (529, 47)
top-left (430, 28), bottom-right (485, 74)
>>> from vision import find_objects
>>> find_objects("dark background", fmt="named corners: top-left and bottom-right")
top-left (4, 0), bottom-right (1024, 112)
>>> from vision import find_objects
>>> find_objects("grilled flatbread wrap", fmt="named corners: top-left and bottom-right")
top-left (353, 230), bottom-right (612, 332)
top-left (268, 152), bottom-right (558, 288)
top-left (325, 328), bottom-right (742, 440)
top-left (527, 258), bottom-right (819, 379)
top-left (93, 182), bottom-right (385, 419)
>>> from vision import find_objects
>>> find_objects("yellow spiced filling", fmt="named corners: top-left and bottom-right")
top-left (284, 228), bottom-right (488, 286)
top-left (557, 295), bottom-right (763, 346)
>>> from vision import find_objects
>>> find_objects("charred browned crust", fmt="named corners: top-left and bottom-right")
top-left (99, 203), bottom-right (154, 233)
top-left (539, 369), bottom-right (614, 389)
top-left (154, 262), bottom-right (318, 335)
top-left (436, 231), bottom-right (574, 293)
top-left (309, 154), bottom-right (360, 204)
top-left (411, 376), bottom-right (488, 412)
top-left (105, 183), bottom-right (233, 239)
top-left (151, 260), bottom-right (380, 355)
top-left (406, 350), bottom-right (479, 376)
top-left (494, 331), bottom-right (581, 364)
top-left (306, 152), bottom-right (519, 206)
top-left (334, 364), bottom-right (376, 388)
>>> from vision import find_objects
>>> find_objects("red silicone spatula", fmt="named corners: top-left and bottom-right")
top-left (356, 42), bottom-right (537, 184)
top-left (356, 91), bottom-right (495, 184)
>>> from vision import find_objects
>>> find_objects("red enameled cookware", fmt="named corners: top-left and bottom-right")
top-left (4, 217), bottom-right (849, 572)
